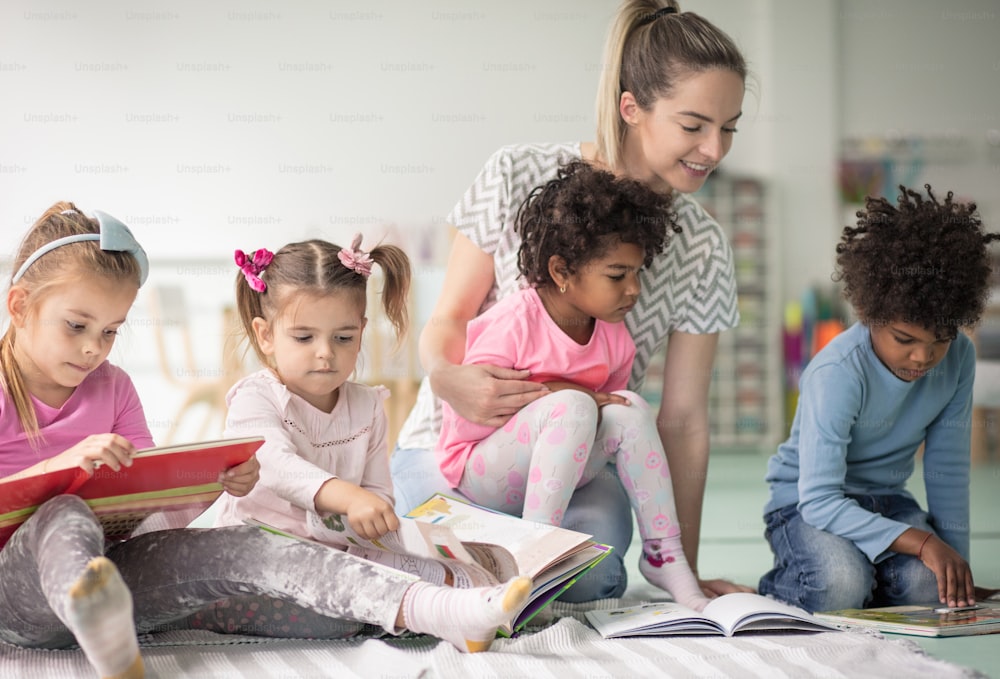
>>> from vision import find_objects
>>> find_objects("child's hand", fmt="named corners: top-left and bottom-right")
top-left (920, 534), bottom-right (976, 608)
top-left (344, 487), bottom-right (399, 540)
top-left (51, 434), bottom-right (137, 474)
top-left (543, 381), bottom-right (631, 408)
top-left (219, 455), bottom-right (260, 497)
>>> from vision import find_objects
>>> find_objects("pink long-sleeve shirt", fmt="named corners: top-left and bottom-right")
top-left (436, 287), bottom-right (636, 487)
top-left (0, 361), bottom-right (154, 478)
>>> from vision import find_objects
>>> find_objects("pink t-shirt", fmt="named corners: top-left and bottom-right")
top-left (0, 361), bottom-right (154, 478)
top-left (436, 287), bottom-right (635, 486)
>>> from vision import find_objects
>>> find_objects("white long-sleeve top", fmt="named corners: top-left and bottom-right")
top-left (213, 369), bottom-right (393, 538)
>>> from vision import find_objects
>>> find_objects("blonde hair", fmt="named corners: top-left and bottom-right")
top-left (595, 0), bottom-right (747, 171)
top-left (1, 201), bottom-right (143, 441)
top-left (234, 239), bottom-right (411, 368)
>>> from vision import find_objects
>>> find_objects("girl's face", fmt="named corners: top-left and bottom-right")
top-left (554, 241), bottom-right (644, 334)
top-left (621, 69), bottom-right (744, 194)
top-left (869, 321), bottom-right (952, 382)
top-left (9, 277), bottom-right (137, 407)
top-left (253, 291), bottom-right (366, 413)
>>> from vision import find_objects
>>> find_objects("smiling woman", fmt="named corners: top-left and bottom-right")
top-left (391, 0), bottom-right (756, 603)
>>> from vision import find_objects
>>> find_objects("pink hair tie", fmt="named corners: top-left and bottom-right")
top-left (338, 234), bottom-right (373, 278)
top-left (234, 248), bottom-right (274, 292)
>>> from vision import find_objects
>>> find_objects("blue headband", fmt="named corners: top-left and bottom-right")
top-left (11, 210), bottom-right (149, 287)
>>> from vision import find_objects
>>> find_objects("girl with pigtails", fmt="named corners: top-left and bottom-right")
top-left (213, 236), bottom-right (532, 653)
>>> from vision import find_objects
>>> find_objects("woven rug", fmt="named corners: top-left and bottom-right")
top-left (0, 610), bottom-right (984, 679)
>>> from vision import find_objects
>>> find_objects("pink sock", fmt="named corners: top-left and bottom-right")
top-left (401, 576), bottom-right (531, 652)
top-left (640, 538), bottom-right (710, 611)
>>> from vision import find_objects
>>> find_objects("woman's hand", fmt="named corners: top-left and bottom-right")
top-left (220, 455), bottom-right (260, 497)
top-left (699, 577), bottom-right (757, 598)
top-left (430, 362), bottom-right (548, 428)
top-left (919, 534), bottom-right (976, 608)
top-left (543, 381), bottom-right (631, 409)
top-left (48, 434), bottom-right (137, 474)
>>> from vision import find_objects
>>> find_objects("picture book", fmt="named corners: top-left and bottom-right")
top-left (815, 603), bottom-right (1000, 637)
top-left (0, 436), bottom-right (263, 546)
top-left (586, 592), bottom-right (839, 638)
top-left (250, 492), bottom-right (612, 636)
top-left (404, 492), bottom-right (612, 634)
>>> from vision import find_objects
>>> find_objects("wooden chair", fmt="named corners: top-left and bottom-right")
top-left (146, 286), bottom-right (248, 444)
top-left (359, 271), bottom-right (421, 452)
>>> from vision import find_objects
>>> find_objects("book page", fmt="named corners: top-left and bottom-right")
top-left (305, 511), bottom-right (481, 565)
top-left (703, 593), bottom-right (834, 634)
top-left (130, 436), bottom-right (265, 458)
top-left (585, 602), bottom-right (721, 638)
top-left (406, 493), bottom-right (591, 578)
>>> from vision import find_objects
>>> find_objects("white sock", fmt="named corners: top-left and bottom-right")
top-left (640, 538), bottom-right (710, 612)
top-left (66, 557), bottom-right (144, 679)
top-left (402, 576), bottom-right (532, 652)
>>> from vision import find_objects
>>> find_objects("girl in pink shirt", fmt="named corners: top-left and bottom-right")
top-left (217, 236), bottom-right (531, 652)
top-left (437, 161), bottom-right (709, 611)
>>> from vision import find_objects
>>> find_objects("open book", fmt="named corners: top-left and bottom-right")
top-left (253, 492), bottom-right (611, 635)
top-left (815, 604), bottom-right (1000, 637)
top-left (586, 592), bottom-right (839, 638)
top-left (0, 436), bottom-right (263, 547)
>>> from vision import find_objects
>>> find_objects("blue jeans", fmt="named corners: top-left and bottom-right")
top-left (758, 494), bottom-right (940, 612)
top-left (391, 446), bottom-right (632, 601)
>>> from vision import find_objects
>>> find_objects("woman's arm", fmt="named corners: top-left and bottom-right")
top-left (419, 230), bottom-right (546, 427)
top-left (657, 331), bottom-right (716, 572)
top-left (658, 330), bottom-right (753, 596)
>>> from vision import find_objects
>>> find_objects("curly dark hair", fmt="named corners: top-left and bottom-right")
top-left (834, 184), bottom-right (999, 339)
top-left (516, 160), bottom-right (679, 287)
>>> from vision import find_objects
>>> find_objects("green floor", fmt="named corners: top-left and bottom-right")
top-left (694, 451), bottom-right (1000, 678)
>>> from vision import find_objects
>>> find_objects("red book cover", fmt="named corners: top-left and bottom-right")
top-left (0, 436), bottom-right (263, 546)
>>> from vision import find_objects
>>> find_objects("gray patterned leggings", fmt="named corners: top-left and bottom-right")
top-left (0, 495), bottom-right (414, 648)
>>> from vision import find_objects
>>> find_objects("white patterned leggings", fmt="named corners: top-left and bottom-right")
top-left (458, 390), bottom-right (681, 543)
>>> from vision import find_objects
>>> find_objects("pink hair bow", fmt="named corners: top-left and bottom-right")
top-left (235, 248), bottom-right (274, 292)
top-left (338, 234), bottom-right (373, 278)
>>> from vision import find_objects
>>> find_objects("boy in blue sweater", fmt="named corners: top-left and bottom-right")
top-left (760, 184), bottom-right (998, 613)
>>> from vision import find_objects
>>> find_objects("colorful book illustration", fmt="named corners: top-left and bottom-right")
top-left (0, 436), bottom-right (263, 546)
top-left (586, 593), bottom-right (838, 638)
top-left (815, 604), bottom-right (1000, 638)
top-left (251, 492), bottom-right (612, 636)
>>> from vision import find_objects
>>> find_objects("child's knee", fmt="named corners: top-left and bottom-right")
top-left (603, 391), bottom-right (653, 423)
top-left (817, 564), bottom-right (875, 610)
top-left (536, 389), bottom-right (598, 425)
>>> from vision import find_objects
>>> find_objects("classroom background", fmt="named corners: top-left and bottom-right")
top-left (2, 1), bottom-right (999, 674)
top-left (3, 0), bottom-right (998, 456)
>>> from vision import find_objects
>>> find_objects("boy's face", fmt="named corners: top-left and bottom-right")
top-left (869, 321), bottom-right (952, 382)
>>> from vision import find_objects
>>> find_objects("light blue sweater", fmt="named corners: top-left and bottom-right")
top-left (765, 322), bottom-right (973, 563)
